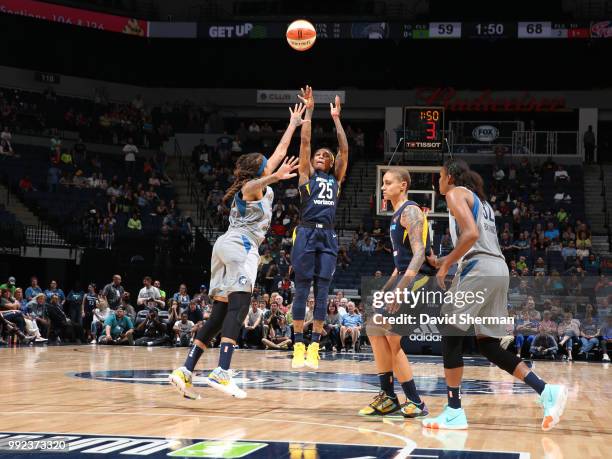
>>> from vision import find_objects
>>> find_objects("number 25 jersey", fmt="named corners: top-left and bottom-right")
top-left (298, 171), bottom-right (339, 225)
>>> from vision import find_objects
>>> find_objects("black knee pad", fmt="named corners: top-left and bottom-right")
top-left (222, 292), bottom-right (251, 341)
top-left (442, 335), bottom-right (464, 369)
top-left (478, 337), bottom-right (522, 375)
top-left (195, 301), bottom-right (227, 345)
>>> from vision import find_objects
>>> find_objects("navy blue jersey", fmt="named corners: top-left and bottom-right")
top-left (298, 171), bottom-right (340, 225)
top-left (84, 293), bottom-right (97, 311)
top-left (390, 200), bottom-right (434, 275)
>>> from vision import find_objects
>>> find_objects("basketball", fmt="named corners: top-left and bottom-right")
top-left (286, 19), bottom-right (316, 51)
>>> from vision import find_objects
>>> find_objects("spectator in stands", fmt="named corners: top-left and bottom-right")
top-left (98, 306), bottom-right (134, 345)
top-left (120, 292), bottom-right (136, 322)
top-left (72, 137), bottom-right (87, 165)
top-left (544, 222), bottom-right (560, 241)
top-left (241, 299), bottom-right (263, 348)
top-left (127, 212), bottom-right (143, 231)
top-left (562, 240), bottom-right (577, 260)
top-left (530, 327), bottom-right (558, 359)
top-left (554, 164), bottom-right (570, 183)
top-left (371, 220), bottom-right (385, 238)
top-left (18, 176), bottom-right (35, 193)
top-left (357, 233), bottom-right (376, 254)
top-left (172, 284), bottom-right (190, 310)
top-left (533, 258), bottom-right (547, 276)
top-left (337, 245), bottom-right (352, 269)
top-left (576, 231), bottom-right (592, 259)
top-left (324, 301), bottom-right (341, 351)
top-left (277, 275), bottom-right (294, 304)
top-left (185, 299), bottom-right (205, 335)
top-left (262, 314), bottom-right (292, 350)
top-left (65, 282), bottom-right (85, 325)
top-left (558, 311), bottom-right (581, 361)
top-left (44, 280), bottom-right (65, 307)
top-left (578, 315), bottom-right (601, 357)
top-left (0, 276), bottom-right (17, 296)
top-left (539, 310), bottom-right (558, 334)
top-left (137, 276), bottom-right (164, 310)
top-left (102, 275), bottom-right (124, 310)
top-left (173, 312), bottom-right (194, 346)
top-left (123, 137), bottom-right (138, 175)
top-left (15, 288), bottom-right (46, 342)
top-left (584, 254), bottom-right (601, 274)
top-left (47, 164), bottom-right (61, 192)
top-left (493, 165), bottom-right (505, 182)
top-left (514, 310), bottom-right (539, 357)
top-left (154, 280), bottom-right (166, 303)
top-left (262, 299), bottom-right (279, 340)
top-left (0, 126), bottom-right (13, 155)
top-left (340, 301), bottom-right (362, 352)
top-left (23, 293), bottom-right (49, 338)
top-left (600, 315), bottom-right (611, 361)
top-left (134, 308), bottom-right (167, 346)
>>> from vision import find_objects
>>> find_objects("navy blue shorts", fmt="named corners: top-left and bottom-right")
top-left (291, 226), bottom-right (338, 280)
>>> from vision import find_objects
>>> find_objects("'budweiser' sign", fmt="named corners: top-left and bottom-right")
top-left (591, 21), bottom-right (612, 38)
top-left (416, 88), bottom-right (566, 112)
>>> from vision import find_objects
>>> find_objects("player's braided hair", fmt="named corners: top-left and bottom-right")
top-left (443, 158), bottom-right (487, 201)
top-left (222, 153), bottom-right (265, 205)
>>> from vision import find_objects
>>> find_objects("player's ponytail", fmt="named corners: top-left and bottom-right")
top-left (443, 158), bottom-right (487, 201)
top-left (222, 153), bottom-right (265, 205)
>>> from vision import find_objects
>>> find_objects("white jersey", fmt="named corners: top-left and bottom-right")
top-left (449, 187), bottom-right (504, 261)
top-left (228, 186), bottom-right (274, 245)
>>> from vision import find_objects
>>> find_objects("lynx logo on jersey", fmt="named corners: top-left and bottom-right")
top-left (238, 276), bottom-right (248, 285)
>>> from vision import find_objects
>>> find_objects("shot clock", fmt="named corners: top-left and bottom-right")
top-left (403, 106), bottom-right (445, 152)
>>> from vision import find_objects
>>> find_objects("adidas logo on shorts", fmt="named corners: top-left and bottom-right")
top-left (410, 323), bottom-right (442, 342)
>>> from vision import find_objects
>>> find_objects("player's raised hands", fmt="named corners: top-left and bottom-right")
top-left (274, 156), bottom-right (299, 181)
top-left (298, 85), bottom-right (314, 110)
top-left (289, 103), bottom-right (310, 127)
top-left (330, 95), bottom-right (341, 118)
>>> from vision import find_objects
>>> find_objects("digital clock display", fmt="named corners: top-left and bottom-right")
top-left (464, 22), bottom-right (516, 39)
top-left (403, 106), bottom-right (445, 152)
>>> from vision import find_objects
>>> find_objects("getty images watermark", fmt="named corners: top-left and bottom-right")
top-left (370, 288), bottom-right (514, 327)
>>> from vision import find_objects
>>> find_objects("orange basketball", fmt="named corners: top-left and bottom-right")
top-left (286, 20), bottom-right (316, 51)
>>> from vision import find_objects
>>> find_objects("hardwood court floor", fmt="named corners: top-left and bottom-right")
top-left (0, 345), bottom-right (610, 458)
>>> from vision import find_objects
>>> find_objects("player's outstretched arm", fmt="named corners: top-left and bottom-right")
top-left (331, 95), bottom-right (349, 182)
top-left (242, 157), bottom-right (299, 200)
top-left (298, 85), bottom-right (314, 185)
top-left (264, 103), bottom-right (308, 175)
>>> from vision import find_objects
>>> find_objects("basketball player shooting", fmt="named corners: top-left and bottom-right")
top-left (290, 85), bottom-right (348, 370)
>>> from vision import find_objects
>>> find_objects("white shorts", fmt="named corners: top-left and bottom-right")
top-left (209, 231), bottom-right (260, 299)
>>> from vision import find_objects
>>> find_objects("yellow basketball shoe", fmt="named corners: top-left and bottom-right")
top-left (358, 391), bottom-right (401, 417)
top-left (292, 342), bottom-right (306, 369)
top-left (168, 367), bottom-right (200, 400)
top-left (305, 342), bottom-right (320, 369)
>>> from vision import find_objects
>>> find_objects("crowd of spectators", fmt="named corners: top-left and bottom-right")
top-left (507, 289), bottom-right (612, 361)
top-left (0, 273), bottom-right (370, 353)
top-left (0, 87), bottom-right (186, 149)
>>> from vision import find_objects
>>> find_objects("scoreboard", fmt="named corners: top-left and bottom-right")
top-left (403, 107), bottom-right (445, 152)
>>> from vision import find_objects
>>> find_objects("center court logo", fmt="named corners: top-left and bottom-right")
top-left (70, 369), bottom-right (532, 395)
